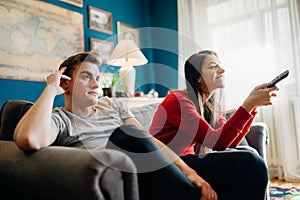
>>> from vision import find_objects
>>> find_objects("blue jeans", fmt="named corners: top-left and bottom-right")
top-left (106, 125), bottom-right (268, 200)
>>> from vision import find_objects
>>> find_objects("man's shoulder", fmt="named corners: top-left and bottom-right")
top-left (52, 107), bottom-right (64, 114)
top-left (97, 96), bottom-right (113, 106)
top-left (52, 107), bottom-right (71, 120)
top-left (96, 96), bottom-right (122, 106)
top-left (95, 97), bottom-right (126, 110)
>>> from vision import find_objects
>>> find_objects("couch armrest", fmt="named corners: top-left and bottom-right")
top-left (245, 122), bottom-right (269, 161)
top-left (0, 140), bottom-right (138, 200)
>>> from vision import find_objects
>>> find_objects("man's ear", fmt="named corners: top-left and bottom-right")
top-left (60, 78), bottom-right (68, 90)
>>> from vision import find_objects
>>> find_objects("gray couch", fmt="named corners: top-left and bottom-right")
top-left (0, 99), bottom-right (269, 200)
top-left (0, 100), bottom-right (138, 200)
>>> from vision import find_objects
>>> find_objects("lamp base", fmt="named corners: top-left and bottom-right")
top-left (119, 66), bottom-right (136, 95)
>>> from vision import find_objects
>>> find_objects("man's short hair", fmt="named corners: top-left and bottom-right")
top-left (59, 52), bottom-right (102, 78)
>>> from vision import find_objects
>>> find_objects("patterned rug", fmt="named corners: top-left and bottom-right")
top-left (270, 184), bottom-right (300, 200)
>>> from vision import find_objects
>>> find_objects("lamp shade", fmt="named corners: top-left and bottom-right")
top-left (107, 39), bottom-right (148, 67)
top-left (106, 39), bottom-right (148, 96)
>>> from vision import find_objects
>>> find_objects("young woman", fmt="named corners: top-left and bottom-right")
top-left (149, 50), bottom-right (278, 200)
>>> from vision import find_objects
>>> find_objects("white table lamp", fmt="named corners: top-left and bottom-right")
top-left (107, 39), bottom-right (148, 95)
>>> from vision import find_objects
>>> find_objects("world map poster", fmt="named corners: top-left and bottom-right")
top-left (0, 0), bottom-right (84, 82)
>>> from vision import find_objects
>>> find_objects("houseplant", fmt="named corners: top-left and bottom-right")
top-left (102, 73), bottom-right (118, 97)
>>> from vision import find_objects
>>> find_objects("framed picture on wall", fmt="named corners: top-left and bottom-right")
top-left (117, 21), bottom-right (140, 47)
top-left (59, 0), bottom-right (83, 7)
top-left (88, 6), bottom-right (112, 34)
top-left (0, 0), bottom-right (84, 82)
top-left (89, 38), bottom-right (114, 64)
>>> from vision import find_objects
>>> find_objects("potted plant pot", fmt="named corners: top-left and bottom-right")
top-left (102, 87), bottom-right (114, 97)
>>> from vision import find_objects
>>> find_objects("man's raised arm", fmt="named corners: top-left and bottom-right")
top-left (14, 68), bottom-right (70, 151)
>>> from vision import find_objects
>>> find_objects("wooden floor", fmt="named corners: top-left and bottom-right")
top-left (270, 178), bottom-right (300, 187)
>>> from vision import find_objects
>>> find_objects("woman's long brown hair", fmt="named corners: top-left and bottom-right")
top-left (184, 50), bottom-right (221, 128)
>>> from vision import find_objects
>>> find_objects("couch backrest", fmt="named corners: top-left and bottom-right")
top-left (0, 100), bottom-right (33, 141)
top-left (129, 103), bottom-right (159, 131)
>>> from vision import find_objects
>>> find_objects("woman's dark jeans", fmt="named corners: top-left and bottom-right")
top-left (106, 125), bottom-right (268, 200)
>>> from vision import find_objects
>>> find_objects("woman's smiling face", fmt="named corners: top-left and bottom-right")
top-left (198, 54), bottom-right (225, 93)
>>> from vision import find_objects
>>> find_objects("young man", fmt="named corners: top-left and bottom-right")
top-left (14, 52), bottom-right (215, 200)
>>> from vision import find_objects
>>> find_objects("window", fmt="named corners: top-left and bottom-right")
top-left (178, 0), bottom-right (300, 109)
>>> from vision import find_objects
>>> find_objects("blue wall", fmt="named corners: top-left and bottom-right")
top-left (0, 0), bottom-right (178, 108)
top-left (149, 0), bottom-right (178, 96)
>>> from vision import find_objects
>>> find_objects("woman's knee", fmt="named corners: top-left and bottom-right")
top-left (238, 150), bottom-right (269, 183)
top-left (241, 150), bottom-right (267, 169)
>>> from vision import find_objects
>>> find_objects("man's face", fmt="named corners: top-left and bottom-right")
top-left (67, 62), bottom-right (100, 108)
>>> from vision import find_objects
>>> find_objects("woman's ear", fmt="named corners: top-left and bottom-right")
top-left (197, 76), bottom-right (203, 83)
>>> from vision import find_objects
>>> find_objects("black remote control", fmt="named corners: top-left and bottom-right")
top-left (267, 69), bottom-right (289, 88)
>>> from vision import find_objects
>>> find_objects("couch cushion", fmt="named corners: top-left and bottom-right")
top-left (129, 103), bottom-right (159, 131)
top-left (0, 100), bottom-right (33, 141)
